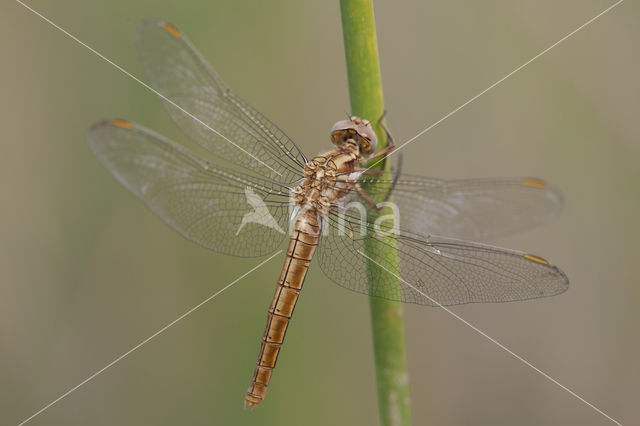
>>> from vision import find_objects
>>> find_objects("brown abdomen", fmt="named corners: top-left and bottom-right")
top-left (244, 209), bottom-right (321, 408)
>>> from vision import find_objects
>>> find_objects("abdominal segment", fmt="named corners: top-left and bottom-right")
top-left (244, 209), bottom-right (321, 408)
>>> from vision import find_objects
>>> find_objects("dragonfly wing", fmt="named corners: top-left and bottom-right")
top-left (354, 173), bottom-right (563, 241)
top-left (88, 119), bottom-right (291, 257)
top-left (317, 213), bottom-right (568, 306)
top-left (134, 20), bottom-right (306, 184)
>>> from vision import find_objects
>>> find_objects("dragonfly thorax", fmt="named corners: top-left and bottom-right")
top-left (292, 149), bottom-right (361, 215)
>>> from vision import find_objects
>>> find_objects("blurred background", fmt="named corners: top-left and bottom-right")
top-left (2, 0), bottom-right (638, 424)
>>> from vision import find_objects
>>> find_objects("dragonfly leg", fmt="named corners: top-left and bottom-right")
top-left (367, 141), bottom-right (395, 162)
top-left (365, 110), bottom-right (396, 169)
top-left (355, 183), bottom-right (383, 212)
top-left (382, 152), bottom-right (402, 203)
top-left (377, 109), bottom-right (395, 147)
top-left (359, 169), bottom-right (385, 177)
top-left (357, 152), bottom-right (403, 204)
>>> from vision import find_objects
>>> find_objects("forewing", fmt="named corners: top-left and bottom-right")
top-left (317, 214), bottom-right (568, 306)
top-left (88, 119), bottom-right (291, 257)
top-left (134, 20), bottom-right (306, 184)
top-left (353, 173), bottom-right (563, 241)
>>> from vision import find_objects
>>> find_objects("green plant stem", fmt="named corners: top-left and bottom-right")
top-left (339, 1), bottom-right (412, 425)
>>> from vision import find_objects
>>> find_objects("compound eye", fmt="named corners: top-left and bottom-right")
top-left (359, 137), bottom-right (371, 154)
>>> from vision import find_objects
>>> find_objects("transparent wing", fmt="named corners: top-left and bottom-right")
top-left (317, 213), bottom-right (568, 306)
top-left (88, 119), bottom-right (293, 257)
top-left (134, 20), bottom-right (306, 184)
top-left (350, 173), bottom-right (563, 241)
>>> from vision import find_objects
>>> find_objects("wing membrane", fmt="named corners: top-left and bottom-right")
top-left (90, 20), bottom-right (568, 306)
top-left (317, 213), bottom-right (568, 306)
top-left (348, 173), bottom-right (563, 241)
top-left (88, 119), bottom-right (292, 257)
top-left (134, 20), bottom-right (306, 184)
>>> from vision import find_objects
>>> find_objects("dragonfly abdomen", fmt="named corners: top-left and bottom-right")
top-left (245, 209), bottom-right (321, 409)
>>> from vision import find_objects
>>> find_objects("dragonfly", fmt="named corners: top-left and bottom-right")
top-left (87, 20), bottom-right (569, 409)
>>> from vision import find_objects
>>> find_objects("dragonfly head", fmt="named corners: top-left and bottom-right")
top-left (330, 117), bottom-right (378, 157)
